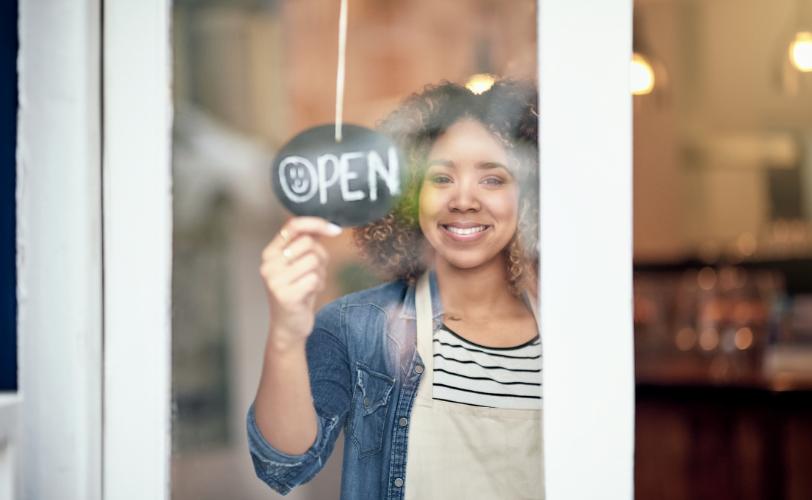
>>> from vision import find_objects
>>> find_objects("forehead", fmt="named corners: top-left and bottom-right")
top-left (427, 119), bottom-right (508, 165)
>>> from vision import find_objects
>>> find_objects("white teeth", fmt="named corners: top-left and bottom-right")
top-left (445, 225), bottom-right (487, 235)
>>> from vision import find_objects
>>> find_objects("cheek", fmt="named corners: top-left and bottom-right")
top-left (492, 190), bottom-right (520, 226)
top-left (418, 186), bottom-right (442, 225)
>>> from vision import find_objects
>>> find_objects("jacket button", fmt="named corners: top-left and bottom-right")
top-left (399, 417), bottom-right (408, 427)
top-left (414, 365), bottom-right (424, 374)
top-left (394, 478), bottom-right (404, 487)
top-left (363, 397), bottom-right (371, 407)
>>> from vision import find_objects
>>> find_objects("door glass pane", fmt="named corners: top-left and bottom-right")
top-left (171, 1), bottom-right (538, 498)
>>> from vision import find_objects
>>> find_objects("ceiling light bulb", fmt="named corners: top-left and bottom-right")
top-left (790, 32), bottom-right (812, 72)
top-left (465, 74), bottom-right (496, 95)
top-left (630, 53), bottom-right (655, 95)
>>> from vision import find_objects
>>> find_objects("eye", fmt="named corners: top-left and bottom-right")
top-left (482, 176), bottom-right (506, 185)
top-left (430, 175), bottom-right (452, 184)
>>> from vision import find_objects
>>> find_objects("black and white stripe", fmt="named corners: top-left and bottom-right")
top-left (432, 325), bottom-right (543, 409)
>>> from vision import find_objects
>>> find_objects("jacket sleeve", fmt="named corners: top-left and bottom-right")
top-left (246, 299), bottom-right (352, 495)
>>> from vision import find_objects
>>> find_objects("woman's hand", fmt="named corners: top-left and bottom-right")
top-left (260, 217), bottom-right (343, 352)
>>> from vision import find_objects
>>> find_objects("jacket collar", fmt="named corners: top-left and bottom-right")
top-left (399, 269), bottom-right (444, 324)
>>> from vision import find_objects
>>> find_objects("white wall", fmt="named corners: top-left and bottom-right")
top-left (16, 1), bottom-right (103, 499)
top-left (538, 0), bottom-right (635, 499)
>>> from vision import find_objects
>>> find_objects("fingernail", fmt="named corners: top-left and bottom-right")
top-left (327, 223), bottom-right (343, 235)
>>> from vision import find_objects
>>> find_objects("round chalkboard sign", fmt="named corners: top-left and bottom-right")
top-left (271, 124), bottom-right (406, 227)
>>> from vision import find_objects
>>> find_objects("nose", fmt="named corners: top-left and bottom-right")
top-left (447, 179), bottom-right (481, 213)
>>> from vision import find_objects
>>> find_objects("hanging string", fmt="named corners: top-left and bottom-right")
top-left (335, 0), bottom-right (348, 142)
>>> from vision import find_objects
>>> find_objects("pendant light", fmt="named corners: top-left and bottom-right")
top-left (790, 31), bottom-right (812, 72)
top-left (465, 74), bottom-right (496, 95)
top-left (631, 9), bottom-right (667, 98)
top-left (774, 0), bottom-right (812, 94)
top-left (631, 53), bottom-right (656, 95)
top-left (465, 34), bottom-right (496, 95)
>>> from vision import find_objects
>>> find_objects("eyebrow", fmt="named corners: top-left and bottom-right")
top-left (426, 159), bottom-right (513, 177)
top-left (427, 158), bottom-right (454, 168)
top-left (426, 159), bottom-right (510, 171)
top-left (477, 161), bottom-right (509, 171)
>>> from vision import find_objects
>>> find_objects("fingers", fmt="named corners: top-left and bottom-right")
top-left (262, 236), bottom-right (328, 280)
top-left (283, 217), bottom-right (343, 239)
top-left (260, 236), bottom-right (329, 301)
top-left (276, 217), bottom-right (342, 248)
top-left (262, 257), bottom-right (326, 308)
top-left (270, 271), bottom-right (325, 309)
top-left (280, 235), bottom-right (329, 265)
top-left (259, 217), bottom-right (339, 311)
top-left (288, 271), bottom-right (326, 297)
top-left (262, 217), bottom-right (342, 260)
top-left (268, 252), bottom-right (327, 288)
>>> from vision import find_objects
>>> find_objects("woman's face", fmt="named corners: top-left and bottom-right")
top-left (419, 119), bottom-right (519, 271)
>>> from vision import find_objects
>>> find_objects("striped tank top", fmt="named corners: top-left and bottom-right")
top-left (432, 324), bottom-right (543, 409)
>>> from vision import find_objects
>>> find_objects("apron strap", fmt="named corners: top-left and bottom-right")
top-left (415, 272), bottom-right (434, 400)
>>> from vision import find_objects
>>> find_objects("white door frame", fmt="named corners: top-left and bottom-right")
top-left (102, 0), bottom-right (173, 498)
top-left (15, 1), bottom-right (103, 499)
top-left (538, 1), bottom-right (635, 498)
top-left (13, 0), bottom-right (173, 499)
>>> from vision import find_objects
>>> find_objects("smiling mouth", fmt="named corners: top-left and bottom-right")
top-left (442, 225), bottom-right (489, 235)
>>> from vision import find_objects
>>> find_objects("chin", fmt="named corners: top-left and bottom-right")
top-left (440, 252), bottom-right (501, 271)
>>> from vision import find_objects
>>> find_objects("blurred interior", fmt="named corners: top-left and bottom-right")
top-left (632, 0), bottom-right (812, 498)
top-left (170, 0), bottom-right (812, 498)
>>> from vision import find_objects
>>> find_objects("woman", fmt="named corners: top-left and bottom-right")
top-left (248, 80), bottom-right (541, 499)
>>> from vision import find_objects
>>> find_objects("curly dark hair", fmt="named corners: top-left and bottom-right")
top-left (353, 79), bottom-right (539, 295)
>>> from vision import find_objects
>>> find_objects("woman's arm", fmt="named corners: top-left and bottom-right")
top-left (253, 217), bottom-right (343, 455)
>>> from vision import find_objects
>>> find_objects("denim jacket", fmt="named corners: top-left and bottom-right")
top-left (247, 272), bottom-right (444, 499)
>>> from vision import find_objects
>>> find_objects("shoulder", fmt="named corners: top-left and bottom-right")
top-left (315, 279), bottom-right (410, 321)
top-left (343, 279), bottom-right (410, 308)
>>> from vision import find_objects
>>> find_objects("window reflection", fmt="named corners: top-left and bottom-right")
top-left (170, 0), bottom-right (537, 498)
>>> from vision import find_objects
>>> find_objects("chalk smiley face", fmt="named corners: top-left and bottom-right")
top-left (278, 156), bottom-right (318, 203)
top-left (290, 166), bottom-right (309, 194)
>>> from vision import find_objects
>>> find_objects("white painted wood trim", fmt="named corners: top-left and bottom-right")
top-left (16, 1), bottom-right (103, 498)
top-left (537, 0), bottom-right (635, 498)
top-left (103, 0), bottom-right (173, 498)
top-left (0, 394), bottom-right (21, 500)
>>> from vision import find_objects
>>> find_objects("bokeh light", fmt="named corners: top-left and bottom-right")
top-left (630, 53), bottom-right (655, 95)
top-left (735, 327), bottom-right (753, 350)
top-left (697, 267), bottom-right (717, 291)
top-left (719, 267), bottom-right (738, 291)
top-left (699, 328), bottom-right (719, 351)
top-left (790, 31), bottom-right (812, 72)
top-left (737, 232), bottom-right (757, 256)
top-left (465, 74), bottom-right (496, 95)
top-left (675, 327), bottom-right (697, 351)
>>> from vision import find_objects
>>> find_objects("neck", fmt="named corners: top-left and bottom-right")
top-left (434, 253), bottom-right (519, 321)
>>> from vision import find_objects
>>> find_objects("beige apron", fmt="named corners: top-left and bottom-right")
top-left (404, 273), bottom-right (544, 500)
